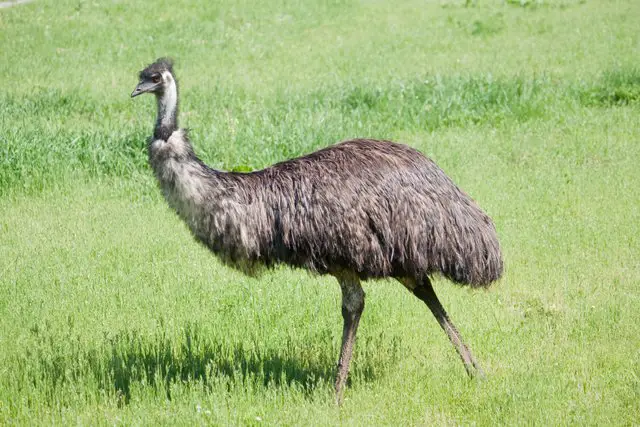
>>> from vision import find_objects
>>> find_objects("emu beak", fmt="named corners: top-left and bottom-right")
top-left (131, 81), bottom-right (157, 98)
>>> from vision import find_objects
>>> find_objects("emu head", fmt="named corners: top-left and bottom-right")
top-left (131, 58), bottom-right (175, 98)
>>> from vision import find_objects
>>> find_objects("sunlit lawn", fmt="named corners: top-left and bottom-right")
top-left (1, 0), bottom-right (639, 424)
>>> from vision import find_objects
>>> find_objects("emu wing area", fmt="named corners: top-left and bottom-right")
top-left (213, 139), bottom-right (502, 286)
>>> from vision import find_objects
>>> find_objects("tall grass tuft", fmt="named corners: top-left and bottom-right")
top-left (579, 68), bottom-right (640, 106)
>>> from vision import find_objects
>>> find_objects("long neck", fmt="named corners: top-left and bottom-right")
top-left (147, 73), bottom-right (226, 218)
top-left (154, 72), bottom-right (178, 141)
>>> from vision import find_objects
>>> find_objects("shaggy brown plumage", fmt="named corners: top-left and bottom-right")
top-left (132, 58), bottom-right (503, 403)
top-left (152, 135), bottom-right (502, 285)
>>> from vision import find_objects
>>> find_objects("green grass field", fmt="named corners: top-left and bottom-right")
top-left (1, 0), bottom-right (639, 424)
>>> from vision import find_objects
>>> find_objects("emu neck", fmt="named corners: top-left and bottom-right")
top-left (154, 75), bottom-right (178, 141)
top-left (147, 73), bottom-right (223, 225)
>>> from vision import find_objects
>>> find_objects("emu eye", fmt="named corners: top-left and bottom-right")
top-left (152, 75), bottom-right (161, 83)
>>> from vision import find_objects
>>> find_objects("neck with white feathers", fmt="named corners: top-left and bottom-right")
top-left (154, 71), bottom-right (178, 141)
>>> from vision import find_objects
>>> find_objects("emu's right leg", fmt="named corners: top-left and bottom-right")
top-left (399, 277), bottom-right (484, 377)
top-left (334, 272), bottom-right (365, 405)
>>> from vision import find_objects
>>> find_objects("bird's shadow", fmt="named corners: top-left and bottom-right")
top-left (104, 324), bottom-right (342, 404)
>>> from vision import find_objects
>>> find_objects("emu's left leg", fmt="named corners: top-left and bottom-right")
top-left (334, 272), bottom-right (365, 404)
top-left (399, 277), bottom-right (484, 378)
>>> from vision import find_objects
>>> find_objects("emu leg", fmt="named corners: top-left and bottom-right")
top-left (406, 277), bottom-right (484, 378)
top-left (334, 273), bottom-right (365, 404)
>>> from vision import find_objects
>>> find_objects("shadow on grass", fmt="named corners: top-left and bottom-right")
top-left (20, 321), bottom-right (397, 407)
top-left (105, 324), bottom-right (337, 404)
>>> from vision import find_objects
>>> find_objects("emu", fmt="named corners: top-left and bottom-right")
top-left (131, 58), bottom-right (503, 403)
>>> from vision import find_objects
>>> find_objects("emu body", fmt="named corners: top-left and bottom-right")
top-left (133, 58), bottom-right (503, 403)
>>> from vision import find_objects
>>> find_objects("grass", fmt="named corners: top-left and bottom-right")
top-left (1, 0), bottom-right (640, 424)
